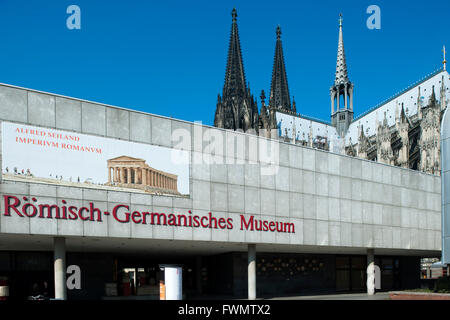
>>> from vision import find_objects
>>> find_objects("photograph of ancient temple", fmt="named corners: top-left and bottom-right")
top-left (107, 156), bottom-right (179, 195)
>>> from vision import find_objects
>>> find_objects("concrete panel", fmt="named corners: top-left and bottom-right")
top-left (130, 112), bottom-right (151, 143)
top-left (339, 199), bottom-right (351, 222)
top-left (279, 143), bottom-right (290, 167)
top-left (373, 226), bottom-right (383, 247)
top-left (351, 179), bottom-right (362, 201)
top-left (56, 186), bottom-right (83, 200)
top-left (316, 196), bottom-right (328, 220)
top-left (339, 177), bottom-right (352, 199)
top-left (303, 219), bottom-right (316, 245)
top-left (259, 214), bottom-right (276, 244)
top-left (131, 204), bottom-right (154, 239)
top-left (362, 202), bottom-right (372, 224)
top-left (211, 183), bottom-right (228, 212)
top-left (192, 155), bottom-right (210, 181)
top-left (391, 167), bottom-right (401, 186)
top-left (244, 164), bottom-right (260, 187)
top-left (289, 218), bottom-right (303, 245)
top-left (130, 193), bottom-right (152, 206)
top-left (244, 187), bottom-right (260, 215)
top-left (210, 211), bottom-right (229, 242)
top-left (392, 227), bottom-right (402, 248)
top-left (0, 193), bottom-right (30, 233)
top-left (29, 197), bottom-right (58, 235)
top-left (107, 202), bottom-right (131, 238)
top-left (315, 173), bottom-right (328, 197)
top-left (328, 153), bottom-right (340, 175)
top-left (260, 167), bottom-right (275, 189)
top-left (315, 151), bottom-right (328, 174)
top-left (228, 164), bottom-right (244, 186)
top-left (260, 189), bottom-right (276, 216)
top-left (228, 185), bottom-right (244, 213)
top-left (172, 196), bottom-right (192, 209)
top-left (30, 184), bottom-right (56, 198)
top-left (107, 191), bottom-right (130, 204)
top-left (401, 228), bottom-right (411, 249)
top-left (211, 163), bottom-right (227, 183)
top-left (340, 222), bottom-right (352, 246)
top-left (151, 116), bottom-right (171, 147)
top-left (28, 92), bottom-right (55, 127)
top-left (339, 156), bottom-right (351, 177)
top-left (0, 181), bottom-right (29, 195)
top-left (302, 148), bottom-right (315, 171)
top-left (275, 166), bottom-right (290, 191)
top-left (351, 158), bottom-right (362, 179)
top-left (381, 184), bottom-right (393, 205)
top-left (289, 145), bottom-right (302, 169)
top-left (351, 201), bottom-right (362, 224)
top-left (351, 223), bottom-right (363, 247)
top-left (275, 191), bottom-right (289, 217)
top-left (275, 217), bottom-right (292, 244)
top-left (81, 102), bottom-right (106, 136)
top-left (372, 203), bottom-right (383, 225)
top-left (55, 97), bottom-right (81, 131)
top-left (289, 192), bottom-right (303, 218)
top-left (382, 205), bottom-right (393, 226)
top-left (401, 207), bottom-right (410, 228)
top-left (372, 164), bottom-right (383, 184)
top-left (82, 189), bottom-right (108, 202)
top-left (302, 171), bottom-right (315, 195)
top-left (151, 206), bottom-right (174, 240)
top-left (328, 175), bottom-right (340, 198)
top-left (361, 181), bottom-right (373, 202)
top-left (82, 201), bottom-right (108, 237)
top-left (57, 199), bottom-right (83, 236)
top-left (289, 168), bottom-right (302, 193)
top-left (228, 213), bottom-right (246, 242)
top-left (106, 108), bottom-right (130, 139)
top-left (329, 222), bottom-right (341, 246)
top-left (362, 224), bottom-right (373, 247)
top-left (192, 180), bottom-right (210, 211)
top-left (328, 198), bottom-right (340, 221)
top-left (316, 220), bottom-right (329, 245)
top-left (382, 166), bottom-right (392, 185)
top-left (0, 85), bottom-right (27, 122)
top-left (303, 194), bottom-right (316, 219)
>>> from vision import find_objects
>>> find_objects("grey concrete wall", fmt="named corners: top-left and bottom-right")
top-left (0, 83), bottom-right (442, 252)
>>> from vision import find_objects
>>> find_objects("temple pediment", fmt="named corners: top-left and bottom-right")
top-left (108, 156), bottom-right (145, 162)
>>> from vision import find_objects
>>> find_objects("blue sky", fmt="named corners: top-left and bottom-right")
top-left (0, 0), bottom-right (448, 125)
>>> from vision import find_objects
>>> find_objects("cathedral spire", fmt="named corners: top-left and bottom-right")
top-left (269, 25), bottom-right (291, 112)
top-left (334, 14), bottom-right (349, 86)
top-left (330, 13), bottom-right (354, 137)
top-left (222, 8), bottom-right (247, 99)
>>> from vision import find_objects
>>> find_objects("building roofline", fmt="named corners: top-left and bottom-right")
top-left (353, 68), bottom-right (446, 122)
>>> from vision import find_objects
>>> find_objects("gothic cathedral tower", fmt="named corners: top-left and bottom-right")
top-left (214, 8), bottom-right (259, 133)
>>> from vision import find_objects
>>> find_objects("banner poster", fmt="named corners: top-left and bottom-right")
top-left (1, 121), bottom-right (190, 196)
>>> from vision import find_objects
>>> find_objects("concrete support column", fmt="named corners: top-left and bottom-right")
top-left (367, 248), bottom-right (375, 295)
top-left (54, 237), bottom-right (67, 300)
top-left (196, 256), bottom-right (202, 295)
top-left (248, 244), bottom-right (256, 300)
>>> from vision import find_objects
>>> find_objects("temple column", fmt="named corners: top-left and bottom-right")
top-left (142, 169), bottom-right (147, 185)
top-left (121, 167), bottom-right (125, 184)
top-left (127, 167), bottom-right (131, 184)
top-left (108, 167), bottom-right (111, 183)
